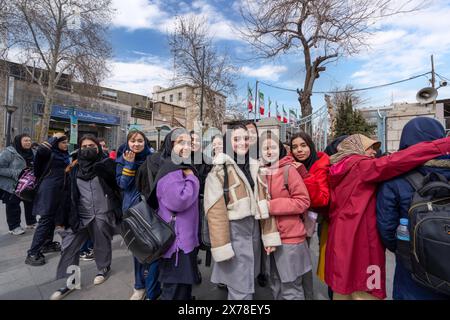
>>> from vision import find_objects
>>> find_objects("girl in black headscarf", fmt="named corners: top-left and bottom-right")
top-left (0, 133), bottom-right (36, 234)
top-left (26, 133), bottom-right (71, 266)
top-left (50, 134), bottom-right (122, 300)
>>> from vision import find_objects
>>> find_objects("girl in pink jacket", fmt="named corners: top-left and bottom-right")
top-left (260, 132), bottom-right (312, 300)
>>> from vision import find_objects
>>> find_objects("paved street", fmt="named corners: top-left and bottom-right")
top-left (0, 202), bottom-right (395, 300)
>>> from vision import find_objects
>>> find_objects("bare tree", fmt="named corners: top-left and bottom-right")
top-left (169, 15), bottom-right (238, 128)
top-left (8, 0), bottom-right (113, 142)
top-left (239, 0), bottom-right (425, 129)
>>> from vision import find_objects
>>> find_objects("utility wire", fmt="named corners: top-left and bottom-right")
top-left (258, 72), bottom-right (432, 94)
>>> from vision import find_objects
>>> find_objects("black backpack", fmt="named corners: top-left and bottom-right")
top-left (120, 200), bottom-right (175, 265)
top-left (405, 171), bottom-right (450, 296)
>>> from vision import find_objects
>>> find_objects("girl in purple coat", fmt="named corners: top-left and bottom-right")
top-left (152, 128), bottom-right (201, 300)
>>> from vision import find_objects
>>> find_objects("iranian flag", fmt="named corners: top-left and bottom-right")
top-left (282, 105), bottom-right (288, 123)
top-left (247, 84), bottom-right (254, 112)
top-left (289, 109), bottom-right (297, 124)
top-left (276, 102), bottom-right (281, 121)
top-left (268, 97), bottom-right (272, 117)
top-left (258, 90), bottom-right (265, 116)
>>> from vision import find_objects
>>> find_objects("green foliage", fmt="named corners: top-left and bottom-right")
top-left (334, 98), bottom-right (376, 138)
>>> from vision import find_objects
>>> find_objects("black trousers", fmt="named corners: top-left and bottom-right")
top-left (28, 214), bottom-right (56, 256)
top-left (5, 194), bottom-right (35, 231)
top-left (160, 283), bottom-right (192, 300)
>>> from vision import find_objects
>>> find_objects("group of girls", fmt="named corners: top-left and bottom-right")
top-left (35, 115), bottom-right (449, 301)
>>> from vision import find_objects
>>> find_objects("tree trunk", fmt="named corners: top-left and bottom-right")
top-left (38, 93), bottom-right (53, 142)
top-left (298, 65), bottom-right (315, 135)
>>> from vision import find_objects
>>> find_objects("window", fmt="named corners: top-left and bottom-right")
top-left (170, 94), bottom-right (174, 103)
top-left (178, 92), bottom-right (182, 101)
top-left (161, 96), bottom-right (165, 102)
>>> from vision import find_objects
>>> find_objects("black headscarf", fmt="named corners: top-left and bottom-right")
top-left (324, 135), bottom-right (349, 157)
top-left (49, 135), bottom-right (70, 166)
top-left (223, 124), bottom-right (255, 190)
top-left (148, 128), bottom-right (197, 208)
top-left (77, 135), bottom-right (104, 181)
top-left (290, 132), bottom-right (318, 170)
top-left (13, 134), bottom-right (34, 167)
top-left (260, 132), bottom-right (287, 166)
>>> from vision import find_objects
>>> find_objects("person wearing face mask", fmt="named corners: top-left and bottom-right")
top-left (49, 135), bottom-right (121, 300)
top-left (25, 133), bottom-right (70, 266)
top-left (326, 133), bottom-right (450, 300)
top-left (260, 131), bottom-right (311, 300)
top-left (290, 132), bottom-right (331, 299)
top-left (0, 134), bottom-right (37, 235)
top-left (204, 124), bottom-right (281, 300)
top-left (148, 128), bottom-right (201, 300)
top-left (116, 130), bottom-right (161, 300)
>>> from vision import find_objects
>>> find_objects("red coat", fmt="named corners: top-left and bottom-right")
top-left (303, 152), bottom-right (330, 209)
top-left (325, 137), bottom-right (450, 299)
top-left (267, 156), bottom-right (311, 244)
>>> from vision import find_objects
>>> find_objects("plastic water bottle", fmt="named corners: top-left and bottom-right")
top-left (396, 218), bottom-right (410, 241)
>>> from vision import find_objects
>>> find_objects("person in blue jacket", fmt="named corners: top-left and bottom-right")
top-left (376, 117), bottom-right (450, 300)
top-left (116, 130), bottom-right (161, 300)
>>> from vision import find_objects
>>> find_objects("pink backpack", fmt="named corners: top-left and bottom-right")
top-left (15, 168), bottom-right (38, 202)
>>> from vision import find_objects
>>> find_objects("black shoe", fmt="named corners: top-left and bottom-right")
top-left (257, 273), bottom-right (268, 287)
top-left (217, 283), bottom-right (227, 290)
top-left (80, 249), bottom-right (94, 261)
top-left (42, 241), bottom-right (61, 254)
top-left (25, 253), bottom-right (46, 266)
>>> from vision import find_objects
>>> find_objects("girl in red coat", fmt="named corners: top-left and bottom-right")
top-left (261, 132), bottom-right (312, 300)
top-left (290, 132), bottom-right (331, 299)
top-left (326, 134), bottom-right (450, 300)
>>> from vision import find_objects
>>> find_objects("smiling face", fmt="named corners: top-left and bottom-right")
top-left (128, 133), bottom-right (145, 154)
top-left (262, 137), bottom-right (279, 164)
top-left (246, 123), bottom-right (258, 146)
top-left (173, 133), bottom-right (192, 159)
top-left (231, 128), bottom-right (249, 156)
top-left (21, 136), bottom-right (32, 150)
top-left (191, 133), bottom-right (201, 153)
top-left (291, 137), bottom-right (311, 162)
top-left (212, 136), bottom-right (223, 156)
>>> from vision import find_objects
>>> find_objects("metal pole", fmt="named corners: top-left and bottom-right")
top-left (431, 55), bottom-right (436, 109)
top-left (200, 46), bottom-right (206, 126)
top-left (254, 80), bottom-right (258, 122)
top-left (6, 110), bottom-right (12, 147)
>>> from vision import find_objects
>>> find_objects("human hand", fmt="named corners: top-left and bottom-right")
top-left (53, 132), bottom-right (66, 139)
top-left (183, 169), bottom-right (194, 176)
top-left (265, 246), bottom-right (276, 255)
top-left (123, 150), bottom-right (135, 163)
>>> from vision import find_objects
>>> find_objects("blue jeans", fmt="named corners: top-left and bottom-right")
top-left (80, 239), bottom-right (94, 254)
top-left (134, 257), bottom-right (161, 300)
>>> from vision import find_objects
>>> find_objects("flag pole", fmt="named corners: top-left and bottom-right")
top-left (254, 80), bottom-right (258, 122)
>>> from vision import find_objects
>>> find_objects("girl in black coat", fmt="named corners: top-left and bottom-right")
top-left (26, 133), bottom-right (70, 266)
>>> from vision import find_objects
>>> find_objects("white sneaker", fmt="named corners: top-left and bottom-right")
top-left (9, 226), bottom-right (25, 235)
top-left (93, 267), bottom-right (110, 285)
top-left (129, 288), bottom-right (146, 300)
top-left (50, 287), bottom-right (75, 300)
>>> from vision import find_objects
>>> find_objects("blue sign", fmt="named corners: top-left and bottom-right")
top-left (51, 105), bottom-right (121, 125)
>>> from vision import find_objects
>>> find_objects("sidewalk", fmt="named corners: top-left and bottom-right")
top-left (0, 202), bottom-right (393, 300)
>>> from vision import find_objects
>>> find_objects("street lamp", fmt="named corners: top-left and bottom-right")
top-left (4, 104), bottom-right (18, 147)
top-left (156, 126), bottom-right (162, 150)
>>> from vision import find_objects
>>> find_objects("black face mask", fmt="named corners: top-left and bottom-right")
top-left (78, 147), bottom-right (99, 161)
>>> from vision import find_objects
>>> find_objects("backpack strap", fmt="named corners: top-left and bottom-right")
top-left (405, 171), bottom-right (426, 192)
top-left (283, 165), bottom-right (290, 194)
top-left (223, 164), bottom-right (230, 206)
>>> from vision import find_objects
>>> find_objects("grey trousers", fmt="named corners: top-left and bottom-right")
top-left (227, 286), bottom-right (253, 300)
top-left (56, 218), bottom-right (113, 280)
top-left (302, 237), bottom-right (314, 300)
top-left (269, 254), bottom-right (305, 300)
